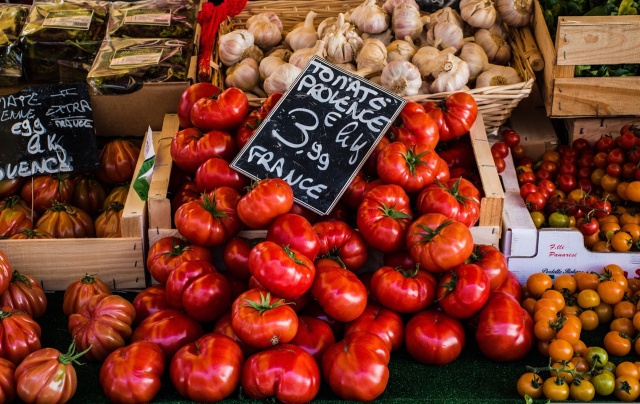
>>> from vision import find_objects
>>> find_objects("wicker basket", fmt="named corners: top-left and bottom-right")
top-left (212, 0), bottom-right (535, 135)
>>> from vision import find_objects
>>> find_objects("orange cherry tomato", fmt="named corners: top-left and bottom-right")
top-left (527, 273), bottom-right (553, 299)
top-left (553, 274), bottom-right (577, 294)
top-left (604, 331), bottom-right (633, 357)
top-left (548, 338), bottom-right (574, 362)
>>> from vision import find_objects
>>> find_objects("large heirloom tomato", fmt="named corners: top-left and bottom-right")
top-left (266, 213), bottom-right (320, 262)
top-left (0, 307), bottom-right (41, 365)
top-left (290, 315), bottom-right (336, 363)
top-left (313, 220), bottom-right (368, 272)
top-left (369, 265), bottom-right (437, 314)
top-left (415, 177), bottom-right (481, 227)
top-left (177, 82), bottom-right (221, 129)
top-left (170, 333), bottom-right (244, 402)
top-left (94, 202), bottom-right (124, 238)
top-left (195, 157), bottom-right (250, 193)
top-left (475, 291), bottom-right (534, 362)
top-left (96, 139), bottom-right (141, 185)
top-left (0, 270), bottom-right (47, 319)
top-left (15, 342), bottom-right (88, 404)
top-left (421, 92), bottom-right (478, 142)
top-left (35, 201), bottom-right (95, 238)
top-left (131, 309), bottom-right (204, 359)
top-left (146, 236), bottom-right (213, 285)
top-left (100, 340), bottom-right (166, 404)
top-left (311, 264), bottom-right (368, 323)
top-left (405, 213), bottom-right (474, 273)
top-left (237, 178), bottom-right (294, 230)
top-left (248, 241), bottom-right (316, 299)
top-left (170, 128), bottom-right (237, 174)
top-left (190, 87), bottom-right (249, 132)
top-left (404, 308), bottom-right (466, 365)
top-left (174, 187), bottom-right (243, 247)
top-left (231, 288), bottom-right (298, 349)
top-left (223, 236), bottom-right (260, 281)
top-left (241, 344), bottom-right (321, 404)
top-left (465, 244), bottom-right (508, 291)
top-left (68, 294), bottom-right (136, 362)
top-left (344, 301), bottom-right (405, 352)
top-left (0, 358), bottom-right (15, 403)
top-left (321, 331), bottom-right (390, 402)
top-left (356, 184), bottom-right (413, 254)
top-left (436, 263), bottom-right (490, 319)
top-left (21, 174), bottom-right (74, 214)
top-left (377, 141), bottom-right (450, 193)
top-left (132, 285), bottom-right (169, 326)
top-left (0, 178), bottom-right (23, 198)
top-left (0, 196), bottom-right (32, 238)
top-left (70, 174), bottom-right (107, 217)
top-left (63, 273), bottom-right (112, 317)
top-left (389, 102), bottom-right (439, 149)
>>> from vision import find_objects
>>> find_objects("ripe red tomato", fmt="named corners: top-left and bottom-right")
top-left (100, 341), bottom-right (166, 404)
top-left (231, 288), bottom-right (298, 349)
top-left (96, 139), bottom-right (141, 185)
top-left (195, 157), bottom-right (250, 193)
top-left (405, 308), bottom-right (466, 365)
top-left (390, 102), bottom-right (439, 149)
top-left (222, 236), bottom-right (258, 281)
top-left (21, 174), bottom-right (74, 214)
top-left (171, 128), bottom-right (237, 174)
top-left (311, 264), bottom-right (368, 323)
top-left (131, 309), bottom-right (204, 359)
top-left (237, 178), bottom-right (294, 230)
top-left (63, 273), bottom-right (112, 317)
top-left (290, 315), bottom-right (336, 362)
top-left (415, 177), bottom-right (481, 227)
top-left (131, 285), bottom-right (169, 326)
top-left (344, 301), bottom-right (404, 352)
top-left (491, 142), bottom-right (509, 159)
top-left (174, 187), bottom-right (243, 247)
top-left (436, 263), bottom-right (490, 319)
top-left (405, 213), bottom-right (474, 273)
top-left (0, 270), bottom-right (47, 319)
top-left (321, 331), bottom-right (390, 401)
top-left (595, 134), bottom-right (615, 152)
top-left (313, 220), bottom-right (368, 272)
top-left (170, 333), bottom-right (244, 402)
top-left (146, 236), bottom-right (213, 285)
top-left (502, 129), bottom-right (521, 148)
top-left (356, 184), bottom-right (413, 253)
top-left (0, 307), bottom-right (41, 365)
top-left (524, 191), bottom-right (546, 212)
top-left (494, 156), bottom-right (506, 173)
top-left (340, 170), bottom-right (384, 210)
top-left (68, 294), bottom-right (136, 362)
top-left (190, 87), bottom-right (249, 132)
top-left (177, 82), bottom-right (221, 129)
top-left (266, 213), bottom-right (320, 262)
top-left (572, 138), bottom-right (591, 153)
top-left (369, 265), bottom-right (437, 314)
top-left (0, 358), bottom-right (15, 403)
top-left (466, 244), bottom-right (508, 290)
top-left (421, 92), bottom-right (478, 142)
top-left (242, 344), bottom-right (321, 403)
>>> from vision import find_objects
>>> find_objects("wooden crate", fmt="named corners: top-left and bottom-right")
top-left (147, 113), bottom-right (504, 248)
top-left (0, 131), bottom-right (159, 291)
top-left (533, 0), bottom-right (640, 117)
top-left (564, 116), bottom-right (640, 145)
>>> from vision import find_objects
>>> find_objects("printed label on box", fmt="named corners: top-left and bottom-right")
top-left (110, 48), bottom-right (162, 68)
top-left (124, 9), bottom-right (171, 26)
top-left (43, 10), bottom-right (93, 30)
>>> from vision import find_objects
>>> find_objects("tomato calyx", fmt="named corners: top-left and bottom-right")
top-left (162, 238), bottom-right (192, 257)
top-left (435, 271), bottom-right (458, 301)
top-left (282, 244), bottom-right (308, 266)
top-left (11, 270), bottom-right (33, 289)
top-left (80, 273), bottom-right (100, 284)
top-left (401, 148), bottom-right (431, 176)
top-left (104, 201), bottom-right (125, 213)
top-left (377, 203), bottom-right (413, 220)
top-left (414, 220), bottom-right (455, 243)
top-left (201, 193), bottom-right (229, 220)
top-left (242, 291), bottom-right (290, 315)
top-left (318, 249), bottom-right (346, 268)
top-left (394, 265), bottom-right (421, 279)
top-left (3, 195), bottom-right (21, 209)
top-left (58, 340), bottom-right (92, 366)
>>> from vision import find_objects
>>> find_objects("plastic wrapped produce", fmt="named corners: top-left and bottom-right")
top-left (108, 0), bottom-right (197, 39)
top-left (0, 4), bottom-right (29, 86)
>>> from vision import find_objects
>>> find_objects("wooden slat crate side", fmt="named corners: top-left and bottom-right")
top-left (565, 116), bottom-right (640, 145)
top-left (532, 0), bottom-right (558, 118)
top-left (550, 76), bottom-right (640, 117)
top-left (148, 114), bottom-right (180, 230)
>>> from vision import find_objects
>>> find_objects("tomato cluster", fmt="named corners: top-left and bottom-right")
top-left (519, 264), bottom-right (640, 401)
top-left (0, 139), bottom-right (142, 239)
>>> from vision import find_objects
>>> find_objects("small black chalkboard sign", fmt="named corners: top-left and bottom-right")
top-left (0, 82), bottom-right (98, 181)
top-left (231, 56), bottom-right (406, 216)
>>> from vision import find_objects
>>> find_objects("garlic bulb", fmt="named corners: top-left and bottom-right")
top-left (317, 16), bottom-right (339, 40)
top-left (387, 36), bottom-right (418, 62)
top-left (460, 0), bottom-right (497, 29)
top-left (263, 63), bottom-right (302, 95)
top-left (429, 53), bottom-right (470, 93)
top-left (474, 24), bottom-right (512, 65)
top-left (218, 30), bottom-right (255, 67)
top-left (380, 60), bottom-right (422, 96)
top-left (369, 75), bottom-right (382, 85)
top-left (244, 45), bottom-right (264, 64)
top-left (426, 22), bottom-right (465, 52)
top-left (290, 40), bottom-right (327, 69)
top-left (356, 38), bottom-right (388, 75)
top-left (247, 12), bottom-right (283, 50)
top-left (423, 7), bottom-right (464, 31)
top-left (350, 0), bottom-right (390, 34)
top-left (412, 45), bottom-right (444, 77)
top-left (496, 0), bottom-right (533, 27)
top-left (362, 29), bottom-right (394, 46)
top-left (392, 3), bottom-right (423, 40)
top-left (266, 47), bottom-right (292, 62)
top-left (225, 58), bottom-right (266, 97)
top-left (475, 64), bottom-right (521, 87)
top-left (459, 42), bottom-right (489, 80)
top-left (382, 0), bottom-right (419, 15)
top-left (324, 14), bottom-right (363, 64)
top-left (260, 56), bottom-right (287, 79)
top-left (285, 11), bottom-right (318, 51)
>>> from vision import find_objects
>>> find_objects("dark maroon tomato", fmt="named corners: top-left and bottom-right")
top-left (606, 148), bottom-right (626, 165)
top-left (572, 138), bottom-right (591, 153)
top-left (595, 134), bottom-right (615, 153)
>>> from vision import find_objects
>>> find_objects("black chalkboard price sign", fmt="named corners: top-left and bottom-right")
top-left (231, 56), bottom-right (406, 216)
top-left (0, 82), bottom-right (98, 181)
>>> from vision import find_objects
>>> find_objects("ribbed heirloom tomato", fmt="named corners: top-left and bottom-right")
top-left (237, 178), bottom-right (294, 230)
top-left (131, 309), bottom-right (204, 359)
top-left (405, 308), bottom-right (466, 365)
top-left (0, 270), bottom-right (47, 319)
top-left (266, 213), bottom-right (320, 262)
top-left (415, 177), bottom-right (481, 228)
top-left (63, 273), bottom-right (112, 317)
top-left (369, 265), bottom-right (437, 314)
top-left (313, 220), bottom-right (368, 272)
top-left (421, 92), bottom-right (478, 142)
top-left (436, 263), bottom-right (490, 319)
top-left (343, 301), bottom-right (405, 352)
top-left (0, 307), bottom-right (41, 365)
top-left (170, 128), bottom-right (238, 174)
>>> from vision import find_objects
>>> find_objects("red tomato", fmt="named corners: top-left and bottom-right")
top-left (177, 82), bottom-right (221, 129)
top-left (415, 177), bottom-right (481, 227)
top-left (465, 244), bottom-right (508, 291)
top-left (0, 358), bottom-right (15, 403)
top-left (356, 184), bottom-right (413, 253)
top-left (131, 285), bottom-right (169, 326)
top-left (0, 199), bottom-right (32, 238)
top-left (0, 178), bottom-right (23, 199)
top-left (494, 156), bottom-right (506, 173)
top-left (0, 307), bottom-right (41, 365)
top-left (475, 291), bottom-right (534, 362)
top-left (437, 137), bottom-right (477, 171)
top-left (405, 308), bottom-right (466, 365)
top-left (222, 236), bottom-right (260, 281)
top-left (35, 201), bottom-right (95, 238)
top-left (389, 102), bottom-right (439, 149)
top-left (290, 315), bottom-right (336, 363)
top-left (212, 313), bottom-right (259, 358)
top-left (595, 134), bottom-right (615, 152)
top-left (344, 301), bottom-right (405, 352)
top-left (131, 309), bottom-right (204, 360)
top-left (241, 344), bottom-right (321, 403)
top-left (248, 241), bottom-right (315, 299)
top-left (383, 249), bottom-right (417, 270)
top-left (171, 181), bottom-right (200, 215)
top-left (405, 213), bottom-right (474, 273)
top-left (311, 264), bottom-right (368, 323)
top-left (146, 236), bottom-right (213, 285)
top-left (170, 128), bottom-right (237, 174)
top-left (436, 263), bottom-right (490, 319)
top-left (21, 174), bottom-right (74, 214)
top-left (231, 288), bottom-right (298, 349)
top-left (70, 174), bottom-right (107, 217)
top-left (68, 294), bottom-right (136, 362)
top-left (340, 170), bottom-right (384, 210)
top-left (491, 142), bottom-right (510, 159)
top-left (63, 273), bottom-right (112, 317)
top-left (266, 213), bottom-right (320, 261)
top-left (237, 178), bottom-right (294, 230)
top-left (422, 92), bottom-right (478, 142)
top-left (313, 220), bottom-right (368, 272)
top-left (190, 87), bottom-right (249, 132)
top-left (369, 265), bottom-right (437, 314)
top-left (96, 139), bottom-right (141, 185)
top-left (0, 270), bottom-right (47, 319)
top-left (170, 333), bottom-right (244, 402)
top-left (195, 157), bottom-right (250, 193)
top-left (174, 187), bottom-right (243, 247)
top-left (494, 271), bottom-right (523, 302)
top-left (100, 341), bottom-right (166, 404)
top-left (321, 331), bottom-right (390, 401)
top-left (15, 343), bottom-right (87, 404)
top-left (502, 129), bottom-right (521, 148)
